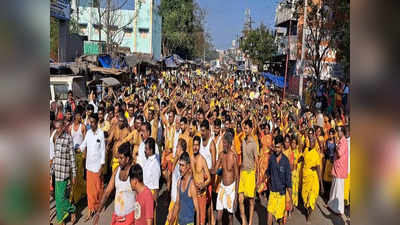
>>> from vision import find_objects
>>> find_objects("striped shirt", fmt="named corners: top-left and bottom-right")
top-left (53, 131), bottom-right (77, 181)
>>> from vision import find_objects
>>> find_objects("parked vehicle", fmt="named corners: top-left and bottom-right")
top-left (49, 75), bottom-right (88, 105)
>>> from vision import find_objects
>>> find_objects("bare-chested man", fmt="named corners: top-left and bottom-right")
top-left (107, 112), bottom-right (130, 172)
top-left (199, 119), bottom-right (216, 225)
top-left (191, 135), bottom-right (211, 225)
top-left (215, 132), bottom-right (239, 225)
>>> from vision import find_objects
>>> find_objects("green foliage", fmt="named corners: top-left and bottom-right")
top-left (295, 0), bottom-right (350, 81)
top-left (239, 23), bottom-right (277, 70)
top-left (50, 17), bottom-right (59, 60)
top-left (332, 0), bottom-right (350, 80)
top-left (158, 0), bottom-right (214, 60)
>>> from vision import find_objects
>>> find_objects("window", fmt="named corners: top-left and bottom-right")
top-left (139, 28), bottom-right (149, 38)
top-left (53, 84), bottom-right (69, 100)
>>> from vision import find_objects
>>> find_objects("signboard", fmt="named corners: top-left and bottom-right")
top-left (50, 0), bottom-right (70, 21)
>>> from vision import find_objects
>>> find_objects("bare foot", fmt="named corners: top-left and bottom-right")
top-left (84, 211), bottom-right (92, 222)
top-left (71, 213), bottom-right (76, 224)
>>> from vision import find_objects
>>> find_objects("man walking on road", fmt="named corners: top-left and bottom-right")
top-left (327, 126), bottom-right (348, 215)
top-left (238, 119), bottom-right (258, 225)
top-left (130, 164), bottom-right (155, 225)
top-left (266, 135), bottom-right (292, 225)
top-left (53, 120), bottom-right (77, 225)
top-left (169, 152), bottom-right (200, 225)
top-left (79, 113), bottom-right (106, 221)
top-left (142, 137), bottom-right (161, 225)
top-left (93, 142), bottom-right (136, 225)
top-left (191, 135), bottom-right (211, 225)
top-left (215, 132), bottom-right (239, 225)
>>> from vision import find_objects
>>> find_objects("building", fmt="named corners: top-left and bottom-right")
top-left (273, 0), bottom-right (298, 77)
top-left (295, 0), bottom-right (341, 80)
top-left (71, 0), bottom-right (161, 60)
top-left (132, 0), bottom-right (162, 60)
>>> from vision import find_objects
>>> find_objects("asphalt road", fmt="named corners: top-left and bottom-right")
top-left (50, 185), bottom-right (350, 225)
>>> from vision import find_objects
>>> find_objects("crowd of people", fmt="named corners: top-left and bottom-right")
top-left (49, 69), bottom-right (350, 225)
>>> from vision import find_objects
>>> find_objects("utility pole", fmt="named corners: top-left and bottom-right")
top-left (299, 0), bottom-right (308, 102)
top-left (283, 19), bottom-right (292, 100)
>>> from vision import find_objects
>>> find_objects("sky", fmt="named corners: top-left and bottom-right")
top-left (197, 0), bottom-right (280, 50)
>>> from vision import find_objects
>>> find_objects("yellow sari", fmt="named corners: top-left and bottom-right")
top-left (302, 145), bottom-right (320, 210)
top-left (292, 146), bottom-right (301, 207)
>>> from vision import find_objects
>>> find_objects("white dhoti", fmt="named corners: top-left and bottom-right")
top-left (327, 177), bottom-right (345, 214)
top-left (216, 181), bottom-right (236, 213)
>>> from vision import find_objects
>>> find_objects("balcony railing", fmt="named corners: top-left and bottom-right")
top-left (275, 1), bottom-right (297, 27)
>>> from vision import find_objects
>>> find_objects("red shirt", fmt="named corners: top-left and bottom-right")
top-left (332, 136), bottom-right (349, 179)
top-left (135, 186), bottom-right (154, 225)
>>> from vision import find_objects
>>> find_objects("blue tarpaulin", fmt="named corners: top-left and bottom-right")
top-left (164, 54), bottom-right (184, 68)
top-left (262, 72), bottom-right (288, 88)
top-left (98, 55), bottom-right (128, 69)
top-left (98, 55), bottom-right (112, 68)
top-left (165, 56), bottom-right (178, 68)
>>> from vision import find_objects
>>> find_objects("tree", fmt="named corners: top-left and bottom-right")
top-left (295, 0), bottom-right (343, 82)
top-left (332, 0), bottom-right (350, 81)
top-left (90, 0), bottom-right (140, 53)
top-left (159, 0), bottom-right (211, 60)
top-left (239, 23), bottom-right (277, 71)
top-left (50, 17), bottom-right (59, 61)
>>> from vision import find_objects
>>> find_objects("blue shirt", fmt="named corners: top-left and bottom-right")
top-left (267, 153), bottom-right (292, 195)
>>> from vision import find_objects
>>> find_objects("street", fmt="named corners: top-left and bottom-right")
top-left (50, 185), bottom-right (349, 225)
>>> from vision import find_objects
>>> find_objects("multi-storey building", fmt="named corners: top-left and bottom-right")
top-left (274, 0), bottom-right (298, 76)
top-left (71, 0), bottom-right (161, 60)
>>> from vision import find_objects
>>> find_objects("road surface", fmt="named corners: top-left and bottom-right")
top-left (50, 185), bottom-right (349, 225)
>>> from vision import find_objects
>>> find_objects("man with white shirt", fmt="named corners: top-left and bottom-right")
top-left (78, 113), bottom-right (106, 221)
top-left (137, 122), bottom-right (159, 167)
top-left (143, 137), bottom-right (161, 198)
top-left (127, 104), bottom-right (135, 129)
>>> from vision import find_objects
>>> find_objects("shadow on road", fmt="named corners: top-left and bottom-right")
top-left (317, 203), bottom-right (346, 225)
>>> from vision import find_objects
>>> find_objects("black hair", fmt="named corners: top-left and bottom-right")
top-left (87, 104), bottom-right (94, 111)
top-left (244, 119), bottom-right (253, 128)
top-left (193, 135), bottom-right (201, 145)
top-left (136, 115), bottom-right (144, 123)
top-left (143, 121), bottom-right (152, 134)
top-left (180, 117), bottom-right (188, 124)
top-left (197, 108), bottom-right (204, 115)
top-left (179, 151), bottom-right (190, 164)
top-left (274, 135), bottom-right (284, 145)
top-left (214, 118), bottom-right (222, 127)
top-left (68, 90), bottom-right (73, 95)
top-left (118, 142), bottom-right (132, 159)
top-left (128, 104), bottom-right (134, 109)
top-left (107, 106), bottom-right (115, 114)
top-left (90, 113), bottom-right (99, 122)
top-left (225, 115), bottom-right (231, 123)
top-left (129, 164), bottom-right (143, 183)
top-left (145, 137), bottom-right (156, 155)
top-left (200, 119), bottom-right (210, 130)
top-left (65, 105), bottom-right (72, 113)
top-left (97, 107), bottom-right (105, 114)
top-left (226, 128), bottom-right (235, 137)
top-left (178, 138), bottom-right (187, 152)
top-left (192, 119), bottom-right (198, 127)
top-left (223, 132), bottom-right (233, 147)
top-left (75, 105), bottom-right (84, 115)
